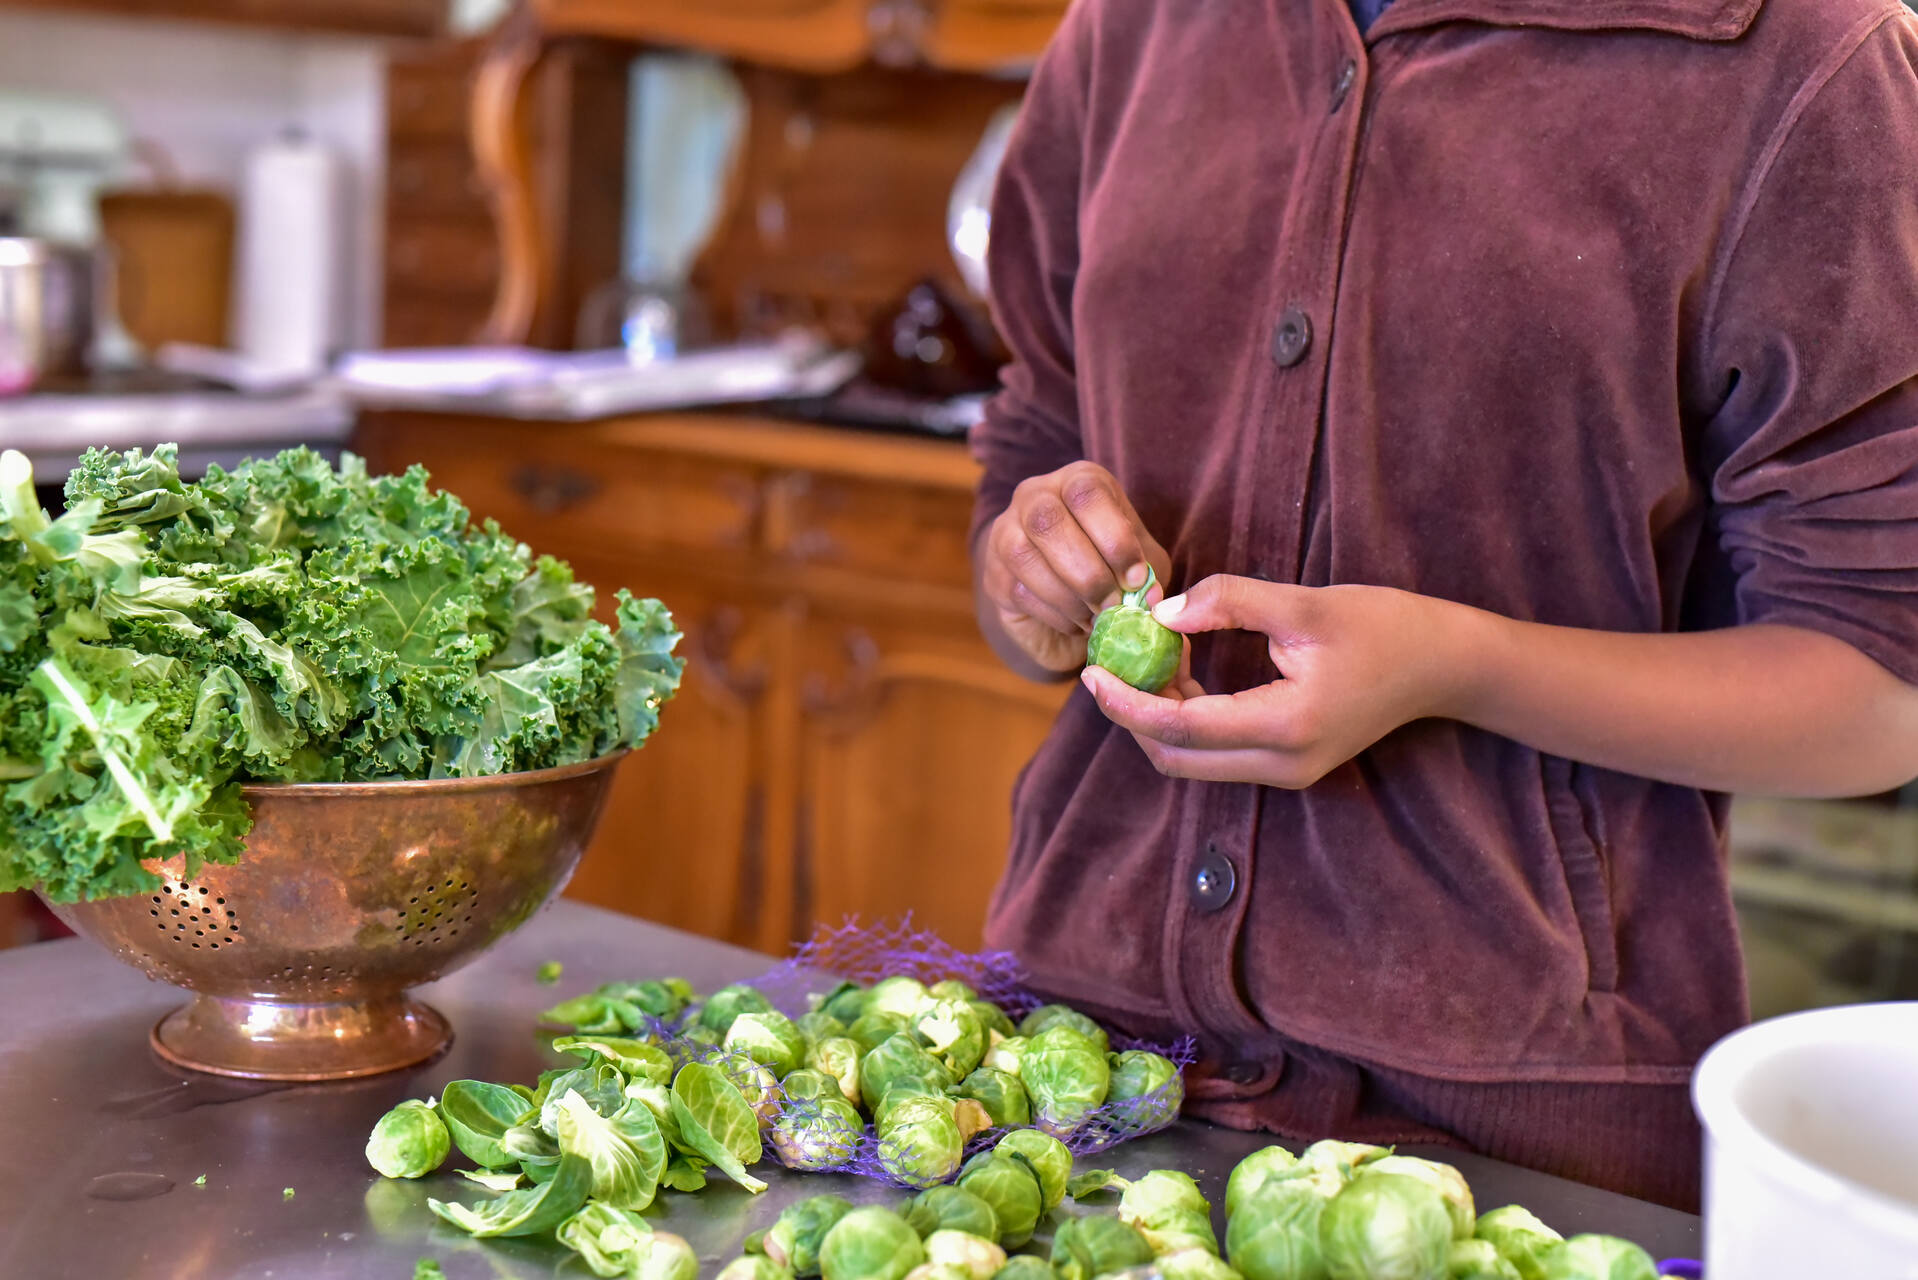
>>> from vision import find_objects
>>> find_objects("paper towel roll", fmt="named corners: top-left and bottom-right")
top-left (235, 132), bottom-right (345, 377)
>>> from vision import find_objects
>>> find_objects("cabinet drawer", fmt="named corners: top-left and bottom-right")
top-left (387, 218), bottom-right (500, 298)
top-left (762, 471), bottom-right (975, 590)
top-left (393, 432), bottom-right (765, 559)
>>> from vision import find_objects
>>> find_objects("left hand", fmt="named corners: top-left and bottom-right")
top-left (1080, 575), bottom-right (1471, 788)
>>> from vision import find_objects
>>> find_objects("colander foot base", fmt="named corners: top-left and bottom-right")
top-left (150, 994), bottom-right (453, 1081)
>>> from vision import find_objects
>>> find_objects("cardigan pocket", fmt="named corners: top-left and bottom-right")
top-left (1542, 756), bottom-right (1620, 994)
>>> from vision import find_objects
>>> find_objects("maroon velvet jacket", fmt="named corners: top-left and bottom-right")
top-left (971, 0), bottom-right (1918, 1098)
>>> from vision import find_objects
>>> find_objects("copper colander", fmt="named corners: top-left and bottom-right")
top-left (42, 752), bottom-right (625, 1081)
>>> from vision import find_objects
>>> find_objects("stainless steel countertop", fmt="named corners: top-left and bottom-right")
top-left (0, 900), bottom-right (1701, 1279)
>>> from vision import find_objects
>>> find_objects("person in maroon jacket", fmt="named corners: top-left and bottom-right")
top-left (968, 0), bottom-right (1918, 1211)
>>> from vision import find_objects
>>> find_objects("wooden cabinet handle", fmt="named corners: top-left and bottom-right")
top-left (696, 607), bottom-right (769, 707)
top-left (508, 464), bottom-right (600, 515)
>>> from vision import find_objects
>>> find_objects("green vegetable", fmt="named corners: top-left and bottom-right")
top-left (878, 1093), bottom-right (966, 1188)
top-left (767, 1195), bottom-right (856, 1277)
top-left (772, 1094), bottom-right (864, 1171)
top-left (912, 999), bottom-right (989, 1077)
top-left (1320, 1173), bottom-right (1452, 1280)
top-left (721, 1054), bottom-right (786, 1128)
top-left (1297, 1142), bottom-right (1388, 1180)
top-left (923, 1230), bottom-right (1007, 1280)
top-left (820, 1205), bottom-right (927, 1280)
top-left (283, 1187), bottom-right (295, 1200)
top-left (723, 1258), bottom-right (799, 1280)
top-left (438, 1080), bottom-right (535, 1169)
top-left (904, 1185), bottom-right (1002, 1242)
top-left (632, 1231), bottom-right (700, 1280)
top-left (551, 1035), bottom-right (675, 1085)
top-left (1121, 1171), bottom-right (1217, 1256)
top-left (701, 984), bottom-right (776, 1035)
top-left (552, 1089), bottom-right (668, 1211)
top-left (954, 1066), bottom-right (1030, 1129)
top-left (414, 1261), bottom-right (446, 1280)
top-left (427, 1151), bottom-right (593, 1237)
top-left (1084, 565), bottom-right (1181, 694)
top-left (1449, 1240), bottom-right (1523, 1280)
top-left (458, 1169), bottom-right (526, 1192)
top-left (1052, 1215), bottom-right (1155, 1280)
top-left (366, 1099), bottom-right (450, 1178)
top-left (1225, 1147), bottom-right (1299, 1219)
top-left (850, 1011), bottom-right (913, 1056)
top-left (1105, 1051), bottom-right (1183, 1135)
top-left (1159, 1250), bottom-right (1245, 1280)
top-left (1472, 1207), bottom-right (1564, 1280)
top-left (1225, 1179), bottom-right (1333, 1280)
top-left (0, 445), bottom-right (684, 904)
top-left (1019, 1027), bottom-right (1111, 1136)
top-left (537, 961), bottom-right (564, 984)
top-left (991, 1259), bottom-right (1056, 1280)
top-left (1015, 1006), bottom-right (1111, 1054)
top-left (970, 1000), bottom-right (1018, 1040)
top-left (728, 1010), bottom-right (810, 1079)
top-left (798, 1010), bottom-right (850, 1044)
top-left (807, 1036), bottom-right (864, 1106)
top-left (538, 1064), bottom-right (628, 1137)
top-left (1532, 1236), bottom-right (1656, 1280)
top-left (819, 981), bottom-right (870, 1023)
top-left (993, 1129), bottom-right (1071, 1212)
top-left (957, 1153), bottom-right (1044, 1249)
top-left (783, 1067), bottom-right (843, 1101)
top-left (863, 1032), bottom-right (957, 1113)
top-left (542, 993), bottom-right (645, 1034)
top-left (1362, 1157), bottom-right (1475, 1240)
top-left (866, 976), bottom-right (932, 1020)
top-left (557, 1201), bottom-right (654, 1277)
top-left (670, 1062), bottom-right (768, 1193)
top-left (981, 1037), bottom-right (1027, 1078)
top-left (193, 1174), bottom-right (206, 1187)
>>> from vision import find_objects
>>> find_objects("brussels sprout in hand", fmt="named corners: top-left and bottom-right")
top-left (821, 1206), bottom-right (927, 1280)
top-left (1087, 565), bottom-right (1182, 694)
top-left (767, 1195), bottom-right (855, 1277)
top-left (1320, 1173), bottom-right (1452, 1280)
top-left (1533, 1236), bottom-right (1657, 1280)
top-left (366, 1099), bottom-right (450, 1179)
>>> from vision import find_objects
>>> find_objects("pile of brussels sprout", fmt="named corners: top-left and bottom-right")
top-left (706, 1140), bottom-right (1668, 1280)
top-left (362, 973), bottom-right (1185, 1278)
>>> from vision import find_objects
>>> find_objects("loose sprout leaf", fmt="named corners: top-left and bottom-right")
top-left (437, 1079), bottom-right (535, 1171)
top-left (427, 1152), bottom-right (592, 1238)
top-left (670, 1062), bottom-right (768, 1194)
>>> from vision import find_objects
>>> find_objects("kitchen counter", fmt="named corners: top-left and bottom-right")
top-left (0, 900), bottom-right (1703, 1278)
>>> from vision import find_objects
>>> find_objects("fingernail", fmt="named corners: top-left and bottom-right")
top-left (1154, 595), bottom-right (1186, 623)
top-left (1079, 669), bottom-right (1098, 693)
top-left (1123, 563), bottom-right (1149, 590)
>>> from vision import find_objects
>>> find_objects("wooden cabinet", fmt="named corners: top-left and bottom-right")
top-left (357, 412), bottom-right (1068, 954)
top-left (0, 0), bottom-right (443, 36)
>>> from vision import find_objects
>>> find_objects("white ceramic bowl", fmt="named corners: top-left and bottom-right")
top-left (1693, 1002), bottom-right (1918, 1279)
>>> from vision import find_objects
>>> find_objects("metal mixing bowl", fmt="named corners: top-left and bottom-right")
top-left (42, 751), bottom-right (625, 1081)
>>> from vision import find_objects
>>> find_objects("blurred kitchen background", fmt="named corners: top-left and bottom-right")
top-left (2, 0), bottom-right (1914, 1027)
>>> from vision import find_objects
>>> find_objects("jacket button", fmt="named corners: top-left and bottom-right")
top-left (1189, 845), bottom-right (1237, 913)
top-left (1271, 307), bottom-right (1313, 368)
top-left (1331, 59), bottom-right (1358, 113)
top-left (1224, 1060), bottom-right (1265, 1086)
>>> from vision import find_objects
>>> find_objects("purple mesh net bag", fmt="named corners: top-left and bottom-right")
top-left (662, 916), bottom-right (1198, 1188)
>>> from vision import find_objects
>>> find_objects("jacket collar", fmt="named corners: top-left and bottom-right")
top-left (1367, 0), bottom-right (1763, 42)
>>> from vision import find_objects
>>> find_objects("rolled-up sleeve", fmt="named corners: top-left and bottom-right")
top-left (1700, 16), bottom-right (1918, 683)
top-left (968, 8), bottom-right (1094, 550)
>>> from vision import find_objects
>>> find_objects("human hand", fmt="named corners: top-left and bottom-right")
top-left (979, 461), bottom-right (1172, 676)
top-left (1080, 575), bottom-right (1474, 788)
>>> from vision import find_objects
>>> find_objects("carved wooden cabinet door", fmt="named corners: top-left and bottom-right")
top-left (560, 561), bottom-right (782, 950)
top-left (790, 603), bottom-right (1069, 951)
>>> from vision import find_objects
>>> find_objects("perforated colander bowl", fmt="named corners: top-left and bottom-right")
top-left (42, 751), bottom-right (625, 1081)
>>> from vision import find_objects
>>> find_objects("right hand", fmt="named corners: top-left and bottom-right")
top-left (978, 461), bottom-right (1172, 675)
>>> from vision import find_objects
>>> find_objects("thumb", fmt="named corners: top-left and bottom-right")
top-left (1153, 574), bottom-right (1302, 636)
